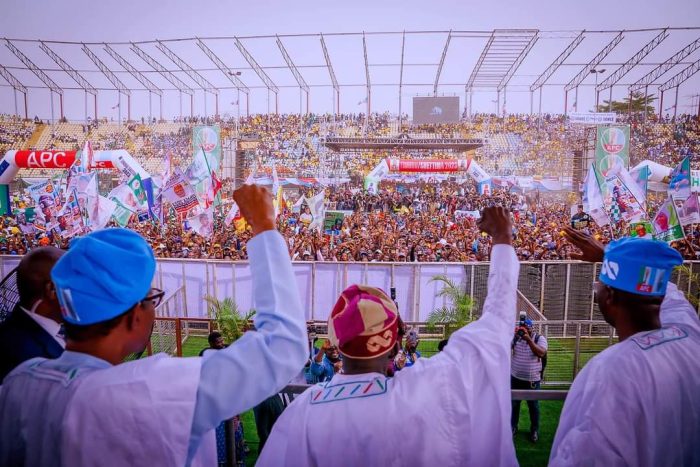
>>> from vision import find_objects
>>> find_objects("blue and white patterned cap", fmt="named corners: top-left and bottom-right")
top-left (600, 237), bottom-right (683, 296)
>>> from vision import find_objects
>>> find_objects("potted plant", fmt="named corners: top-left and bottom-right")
top-left (427, 275), bottom-right (475, 339)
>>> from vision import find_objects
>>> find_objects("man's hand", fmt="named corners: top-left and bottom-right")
top-left (477, 206), bottom-right (512, 245)
top-left (563, 227), bottom-right (604, 262)
top-left (233, 185), bottom-right (275, 236)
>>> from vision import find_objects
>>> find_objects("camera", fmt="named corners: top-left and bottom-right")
top-left (516, 311), bottom-right (528, 337)
top-left (307, 324), bottom-right (318, 341)
top-left (390, 287), bottom-right (396, 301)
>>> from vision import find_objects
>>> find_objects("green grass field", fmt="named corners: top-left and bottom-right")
top-left (180, 336), bottom-right (592, 466)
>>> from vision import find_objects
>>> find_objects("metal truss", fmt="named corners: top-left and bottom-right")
top-left (466, 29), bottom-right (538, 90)
top-left (596, 29), bottom-right (668, 91)
top-left (233, 37), bottom-right (279, 93)
top-left (276, 36), bottom-right (309, 93)
top-left (629, 37), bottom-right (700, 92)
top-left (40, 42), bottom-right (96, 95)
top-left (130, 44), bottom-right (194, 95)
top-left (433, 31), bottom-right (452, 95)
top-left (320, 34), bottom-right (339, 93)
top-left (5, 39), bottom-right (62, 94)
top-left (564, 32), bottom-right (624, 92)
top-left (659, 57), bottom-right (700, 92)
top-left (530, 32), bottom-right (584, 91)
top-left (195, 39), bottom-right (249, 94)
top-left (498, 32), bottom-right (538, 91)
top-left (156, 41), bottom-right (218, 93)
top-left (0, 63), bottom-right (27, 93)
top-left (362, 33), bottom-right (371, 96)
top-left (82, 44), bottom-right (130, 94)
top-left (103, 44), bottom-right (161, 95)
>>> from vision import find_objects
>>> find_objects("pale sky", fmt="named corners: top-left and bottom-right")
top-left (0, 0), bottom-right (698, 120)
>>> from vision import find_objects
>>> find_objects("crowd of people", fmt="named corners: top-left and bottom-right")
top-left (7, 178), bottom-right (700, 262)
top-left (3, 112), bottom-right (698, 181)
top-left (0, 174), bottom-right (698, 466)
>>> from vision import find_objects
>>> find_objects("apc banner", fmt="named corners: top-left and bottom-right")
top-left (595, 125), bottom-right (630, 176)
top-left (192, 125), bottom-right (221, 174)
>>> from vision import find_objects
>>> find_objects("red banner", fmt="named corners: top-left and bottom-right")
top-left (387, 159), bottom-right (469, 173)
top-left (13, 150), bottom-right (113, 169)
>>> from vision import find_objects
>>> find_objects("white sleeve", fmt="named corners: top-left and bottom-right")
top-left (661, 283), bottom-right (700, 329)
top-left (188, 230), bottom-right (307, 453)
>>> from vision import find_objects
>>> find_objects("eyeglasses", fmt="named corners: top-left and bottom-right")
top-left (142, 288), bottom-right (165, 308)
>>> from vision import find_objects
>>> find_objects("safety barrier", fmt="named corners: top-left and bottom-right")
top-left (1, 256), bottom-right (698, 322)
top-left (150, 316), bottom-right (616, 386)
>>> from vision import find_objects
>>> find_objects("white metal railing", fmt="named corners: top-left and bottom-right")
top-left (1, 256), bottom-right (698, 321)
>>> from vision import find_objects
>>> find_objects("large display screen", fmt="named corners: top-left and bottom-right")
top-left (413, 96), bottom-right (460, 124)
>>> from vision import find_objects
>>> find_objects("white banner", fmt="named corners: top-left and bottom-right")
top-left (569, 112), bottom-right (617, 125)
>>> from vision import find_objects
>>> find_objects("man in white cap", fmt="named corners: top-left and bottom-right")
top-left (550, 231), bottom-right (700, 466)
top-left (258, 206), bottom-right (519, 466)
top-left (0, 184), bottom-right (308, 467)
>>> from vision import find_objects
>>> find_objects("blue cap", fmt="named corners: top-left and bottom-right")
top-left (600, 237), bottom-right (682, 297)
top-left (51, 228), bottom-right (156, 325)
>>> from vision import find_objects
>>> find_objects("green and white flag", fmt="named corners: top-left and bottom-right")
top-left (595, 125), bottom-right (630, 176)
top-left (127, 173), bottom-right (148, 208)
top-left (111, 199), bottom-right (134, 227)
top-left (652, 198), bottom-right (685, 243)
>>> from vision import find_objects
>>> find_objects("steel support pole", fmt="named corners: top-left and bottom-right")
top-left (530, 91), bottom-right (533, 114)
top-left (94, 93), bottom-right (97, 121)
top-left (659, 90), bottom-right (664, 119)
top-left (127, 95), bottom-right (131, 122)
top-left (159, 94), bottom-right (163, 121)
top-left (24, 92), bottom-right (28, 120)
top-left (564, 90), bottom-right (568, 115)
top-left (574, 87), bottom-right (578, 112)
top-left (644, 85), bottom-right (649, 123)
top-left (149, 92), bottom-right (153, 122)
top-left (190, 94), bottom-right (194, 118)
top-left (50, 91), bottom-right (55, 124)
top-left (13, 89), bottom-right (18, 117)
top-left (674, 86), bottom-right (679, 118)
top-left (215, 94), bottom-right (219, 117)
top-left (59, 94), bottom-right (64, 120)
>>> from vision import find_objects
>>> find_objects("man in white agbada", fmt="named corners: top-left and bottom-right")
top-left (0, 184), bottom-right (308, 467)
top-left (550, 230), bottom-right (700, 466)
top-left (258, 206), bottom-right (519, 466)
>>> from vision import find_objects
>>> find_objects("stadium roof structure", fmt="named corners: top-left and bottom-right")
top-left (1, 27), bottom-right (699, 121)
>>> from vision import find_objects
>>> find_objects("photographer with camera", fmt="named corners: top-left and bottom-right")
top-left (510, 311), bottom-right (548, 443)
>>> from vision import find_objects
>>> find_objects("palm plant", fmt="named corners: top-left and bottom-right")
top-left (205, 296), bottom-right (256, 344)
top-left (427, 275), bottom-right (475, 339)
